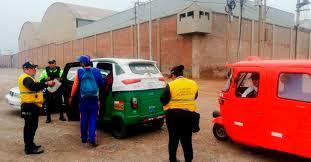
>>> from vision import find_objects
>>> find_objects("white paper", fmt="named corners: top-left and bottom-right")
top-left (47, 79), bottom-right (62, 93)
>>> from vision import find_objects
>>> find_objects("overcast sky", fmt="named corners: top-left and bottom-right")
top-left (0, 0), bottom-right (305, 54)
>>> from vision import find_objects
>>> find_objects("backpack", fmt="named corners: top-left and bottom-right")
top-left (80, 68), bottom-right (99, 99)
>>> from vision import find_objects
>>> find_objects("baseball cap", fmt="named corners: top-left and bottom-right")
top-left (169, 65), bottom-right (184, 78)
top-left (77, 55), bottom-right (91, 64)
top-left (48, 59), bottom-right (56, 64)
top-left (22, 61), bottom-right (38, 69)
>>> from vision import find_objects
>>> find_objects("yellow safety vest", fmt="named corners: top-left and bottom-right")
top-left (165, 77), bottom-right (198, 112)
top-left (18, 73), bottom-right (44, 107)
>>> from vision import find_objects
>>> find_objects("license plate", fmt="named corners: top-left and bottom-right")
top-left (143, 115), bottom-right (165, 122)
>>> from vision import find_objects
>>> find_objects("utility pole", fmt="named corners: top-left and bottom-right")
top-left (225, 0), bottom-right (236, 63)
top-left (263, 0), bottom-right (267, 22)
top-left (137, 0), bottom-right (141, 59)
top-left (258, 0), bottom-right (263, 58)
top-left (263, 0), bottom-right (266, 56)
top-left (237, 0), bottom-right (245, 61)
top-left (295, 0), bottom-right (310, 59)
top-left (134, 0), bottom-right (141, 59)
top-left (295, 0), bottom-right (301, 59)
top-left (134, 1), bottom-right (138, 58)
top-left (149, 0), bottom-right (153, 61)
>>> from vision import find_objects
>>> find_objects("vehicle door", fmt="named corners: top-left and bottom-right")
top-left (268, 69), bottom-right (311, 156)
top-left (95, 62), bottom-right (114, 121)
top-left (223, 67), bottom-right (265, 146)
top-left (61, 62), bottom-right (82, 121)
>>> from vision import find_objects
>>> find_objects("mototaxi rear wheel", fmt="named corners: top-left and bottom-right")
top-left (213, 123), bottom-right (229, 141)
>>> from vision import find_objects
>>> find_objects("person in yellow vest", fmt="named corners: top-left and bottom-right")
top-left (160, 65), bottom-right (199, 162)
top-left (18, 61), bottom-right (55, 154)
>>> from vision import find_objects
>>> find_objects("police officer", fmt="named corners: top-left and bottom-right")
top-left (39, 59), bottom-right (66, 123)
top-left (160, 65), bottom-right (199, 162)
top-left (18, 61), bottom-right (55, 154)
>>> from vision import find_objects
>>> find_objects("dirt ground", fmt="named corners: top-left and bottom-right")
top-left (0, 68), bottom-right (308, 162)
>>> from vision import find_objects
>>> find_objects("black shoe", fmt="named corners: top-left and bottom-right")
top-left (81, 139), bottom-right (87, 143)
top-left (89, 142), bottom-right (98, 147)
top-left (32, 144), bottom-right (41, 149)
top-left (46, 118), bottom-right (51, 123)
top-left (25, 148), bottom-right (44, 155)
top-left (59, 116), bottom-right (66, 121)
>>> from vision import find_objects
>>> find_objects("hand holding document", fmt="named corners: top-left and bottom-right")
top-left (47, 79), bottom-right (62, 93)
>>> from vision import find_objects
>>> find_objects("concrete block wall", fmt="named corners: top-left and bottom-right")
top-left (63, 41), bottom-right (74, 65)
top-left (159, 16), bottom-right (192, 75)
top-left (197, 13), bottom-right (311, 78)
top-left (113, 27), bottom-right (133, 58)
top-left (37, 47), bottom-right (43, 67)
top-left (83, 36), bottom-right (96, 58)
top-left (10, 54), bottom-right (18, 68)
top-left (73, 39), bottom-right (83, 59)
top-left (2, 13), bottom-right (311, 79)
top-left (0, 55), bottom-right (12, 68)
top-left (96, 32), bottom-right (112, 58)
top-left (42, 45), bottom-right (49, 67)
top-left (55, 44), bottom-right (64, 67)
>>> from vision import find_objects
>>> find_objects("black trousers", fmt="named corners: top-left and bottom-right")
top-left (166, 109), bottom-right (193, 162)
top-left (45, 90), bottom-right (65, 119)
top-left (21, 103), bottom-right (39, 151)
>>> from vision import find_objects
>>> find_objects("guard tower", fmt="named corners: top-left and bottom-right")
top-left (177, 3), bottom-right (212, 35)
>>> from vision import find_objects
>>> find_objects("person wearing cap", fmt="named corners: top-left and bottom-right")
top-left (242, 73), bottom-right (259, 98)
top-left (160, 65), bottom-right (199, 162)
top-left (18, 61), bottom-right (55, 154)
top-left (39, 59), bottom-right (66, 123)
top-left (69, 55), bottom-right (104, 147)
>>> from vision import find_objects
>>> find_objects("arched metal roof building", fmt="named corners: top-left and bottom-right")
top-left (19, 2), bottom-right (116, 51)
top-left (18, 21), bottom-right (40, 51)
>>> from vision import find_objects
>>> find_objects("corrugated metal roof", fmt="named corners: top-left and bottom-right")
top-left (77, 0), bottom-right (295, 38)
top-left (20, 21), bottom-right (40, 32)
top-left (30, 22), bottom-right (41, 31)
top-left (63, 3), bottom-right (117, 20)
top-left (41, 2), bottom-right (117, 21)
top-left (300, 19), bottom-right (311, 30)
top-left (18, 21), bottom-right (40, 41)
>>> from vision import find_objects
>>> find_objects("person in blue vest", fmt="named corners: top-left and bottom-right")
top-left (69, 55), bottom-right (105, 147)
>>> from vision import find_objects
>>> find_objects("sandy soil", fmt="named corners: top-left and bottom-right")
top-left (0, 68), bottom-right (308, 162)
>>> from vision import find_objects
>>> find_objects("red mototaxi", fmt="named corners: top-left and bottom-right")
top-left (212, 57), bottom-right (311, 159)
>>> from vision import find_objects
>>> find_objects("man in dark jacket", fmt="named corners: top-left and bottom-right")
top-left (39, 59), bottom-right (66, 123)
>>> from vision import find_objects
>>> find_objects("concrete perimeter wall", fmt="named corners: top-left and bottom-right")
top-left (1, 13), bottom-right (311, 79)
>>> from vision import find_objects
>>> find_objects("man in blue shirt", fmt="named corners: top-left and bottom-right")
top-left (69, 55), bottom-right (105, 147)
